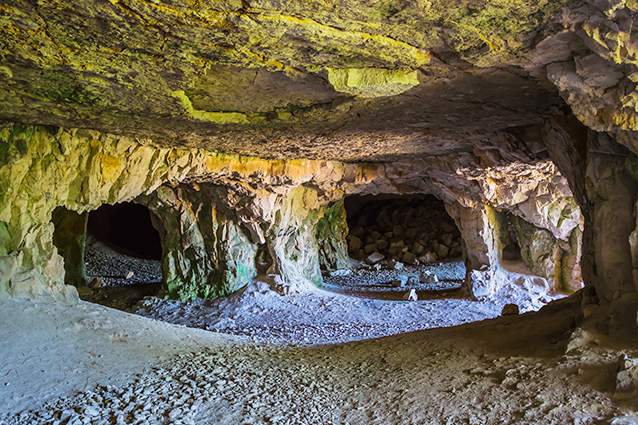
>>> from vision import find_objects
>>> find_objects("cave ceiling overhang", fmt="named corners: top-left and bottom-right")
top-left (0, 0), bottom-right (572, 160)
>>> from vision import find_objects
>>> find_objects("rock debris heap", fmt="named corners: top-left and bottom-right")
top-left (346, 196), bottom-right (462, 265)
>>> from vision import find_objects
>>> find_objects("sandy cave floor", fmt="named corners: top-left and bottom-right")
top-left (7, 244), bottom-right (635, 423)
top-left (1, 295), bottom-right (638, 424)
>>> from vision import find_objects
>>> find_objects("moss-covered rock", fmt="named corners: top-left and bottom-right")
top-left (315, 200), bottom-right (351, 271)
top-left (327, 68), bottom-right (420, 98)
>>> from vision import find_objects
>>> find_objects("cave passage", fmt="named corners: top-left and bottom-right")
top-left (82, 202), bottom-right (164, 310)
top-left (344, 194), bottom-right (463, 265)
top-left (501, 218), bottom-right (523, 262)
top-left (87, 203), bottom-right (162, 260)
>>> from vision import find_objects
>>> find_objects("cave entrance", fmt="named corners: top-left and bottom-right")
top-left (82, 202), bottom-right (163, 310)
top-left (87, 203), bottom-right (162, 261)
top-left (324, 194), bottom-right (466, 300)
top-left (501, 219), bottom-right (523, 262)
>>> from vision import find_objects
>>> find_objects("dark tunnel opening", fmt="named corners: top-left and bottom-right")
top-left (87, 202), bottom-right (162, 261)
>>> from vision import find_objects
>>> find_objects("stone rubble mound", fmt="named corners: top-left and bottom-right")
top-left (347, 201), bottom-right (463, 265)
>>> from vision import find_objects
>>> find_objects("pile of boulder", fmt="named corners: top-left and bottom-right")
top-left (347, 201), bottom-right (463, 265)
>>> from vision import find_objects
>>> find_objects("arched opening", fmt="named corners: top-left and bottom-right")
top-left (83, 202), bottom-right (163, 310)
top-left (344, 194), bottom-right (463, 264)
top-left (87, 203), bottom-right (162, 261)
top-left (324, 193), bottom-right (466, 299)
top-left (501, 218), bottom-right (522, 262)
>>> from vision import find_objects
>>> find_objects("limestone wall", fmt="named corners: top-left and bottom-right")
top-left (0, 123), bottom-right (583, 302)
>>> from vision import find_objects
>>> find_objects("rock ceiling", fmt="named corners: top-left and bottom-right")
top-left (0, 0), bottom-right (572, 160)
top-left (0, 0), bottom-right (574, 160)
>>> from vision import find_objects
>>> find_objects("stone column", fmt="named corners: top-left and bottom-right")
top-left (315, 200), bottom-right (351, 272)
top-left (142, 185), bottom-right (258, 301)
top-left (508, 214), bottom-right (582, 293)
top-left (585, 133), bottom-right (637, 302)
top-left (261, 186), bottom-right (324, 290)
top-left (445, 202), bottom-right (500, 297)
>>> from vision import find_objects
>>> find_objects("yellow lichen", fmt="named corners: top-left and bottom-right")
top-left (171, 90), bottom-right (250, 124)
top-left (327, 67), bottom-right (420, 98)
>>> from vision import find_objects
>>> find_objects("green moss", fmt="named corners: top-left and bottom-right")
top-left (171, 90), bottom-right (251, 124)
top-left (443, 0), bottom-right (569, 57)
top-left (327, 67), bottom-right (420, 98)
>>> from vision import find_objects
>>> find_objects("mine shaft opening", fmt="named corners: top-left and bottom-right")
top-left (324, 194), bottom-right (467, 300)
top-left (87, 203), bottom-right (162, 261)
top-left (83, 202), bottom-right (163, 310)
top-left (501, 219), bottom-right (523, 262)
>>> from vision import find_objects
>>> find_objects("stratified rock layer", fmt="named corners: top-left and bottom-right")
top-left (0, 123), bottom-right (582, 302)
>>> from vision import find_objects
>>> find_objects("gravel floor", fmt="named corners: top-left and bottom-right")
top-left (83, 243), bottom-right (554, 348)
top-left (135, 281), bottom-right (505, 346)
top-left (323, 261), bottom-right (465, 294)
top-left (3, 296), bottom-right (635, 425)
top-left (85, 236), bottom-right (162, 287)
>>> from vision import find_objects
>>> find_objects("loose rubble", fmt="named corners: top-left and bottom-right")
top-left (346, 195), bottom-right (463, 265)
top-left (85, 237), bottom-right (162, 287)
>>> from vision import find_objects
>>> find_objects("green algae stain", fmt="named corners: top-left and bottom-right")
top-left (327, 67), bottom-right (420, 98)
top-left (444, 0), bottom-right (569, 57)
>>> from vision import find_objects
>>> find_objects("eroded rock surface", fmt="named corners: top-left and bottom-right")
top-left (0, 123), bottom-right (582, 301)
top-left (6, 0), bottom-right (638, 332)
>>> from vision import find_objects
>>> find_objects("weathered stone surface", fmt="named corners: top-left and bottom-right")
top-left (0, 122), bottom-right (585, 301)
top-left (142, 185), bottom-right (258, 300)
top-left (51, 207), bottom-right (88, 286)
top-left (316, 200), bottom-right (351, 271)
top-left (0, 0), bottom-right (564, 160)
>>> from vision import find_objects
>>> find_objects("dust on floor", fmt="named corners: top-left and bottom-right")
top-left (1, 296), bottom-right (637, 425)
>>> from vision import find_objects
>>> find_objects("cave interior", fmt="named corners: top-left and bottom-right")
top-left (2, 0), bottom-right (638, 423)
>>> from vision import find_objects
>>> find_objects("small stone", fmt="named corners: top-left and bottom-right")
top-left (434, 243), bottom-right (449, 259)
top-left (366, 252), bottom-right (385, 265)
top-left (376, 239), bottom-right (389, 250)
top-left (403, 289), bottom-right (418, 301)
top-left (401, 251), bottom-right (416, 264)
top-left (390, 275), bottom-right (408, 288)
top-left (406, 274), bottom-right (419, 285)
top-left (348, 236), bottom-right (362, 251)
top-left (419, 252), bottom-right (438, 264)
top-left (616, 354), bottom-right (638, 392)
top-left (329, 269), bottom-right (352, 277)
top-left (88, 277), bottom-right (104, 289)
top-left (393, 261), bottom-right (404, 271)
top-left (125, 271), bottom-right (134, 279)
top-left (420, 270), bottom-right (435, 283)
top-left (364, 244), bottom-right (377, 254)
top-left (501, 303), bottom-right (519, 316)
top-left (83, 406), bottom-right (99, 417)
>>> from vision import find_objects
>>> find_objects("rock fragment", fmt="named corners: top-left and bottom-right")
top-left (366, 252), bottom-right (385, 265)
top-left (403, 289), bottom-right (418, 301)
top-left (501, 303), bottom-right (519, 316)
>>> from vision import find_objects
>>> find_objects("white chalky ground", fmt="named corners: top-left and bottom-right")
top-left (2, 288), bottom-right (638, 424)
